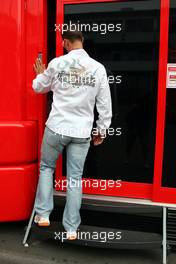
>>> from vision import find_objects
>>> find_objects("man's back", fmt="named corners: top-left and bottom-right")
top-left (33, 49), bottom-right (112, 138)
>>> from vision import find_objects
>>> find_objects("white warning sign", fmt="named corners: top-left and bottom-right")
top-left (167, 64), bottom-right (176, 88)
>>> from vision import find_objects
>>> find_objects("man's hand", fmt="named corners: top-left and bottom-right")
top-left (93, 134), bottom-right (105, 146)
top-left (33, 58), bottom-right (46, 75)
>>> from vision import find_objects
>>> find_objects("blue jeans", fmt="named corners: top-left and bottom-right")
top-left (34, 126), bottom-right (90, 232)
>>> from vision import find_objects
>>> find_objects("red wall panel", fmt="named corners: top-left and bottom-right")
top-left (0, 0), bottom-right (26, 120)
top-left (0, 0), bottom-right (47, 221)
top-left (0, 121), bottom-right (38, 164)
top-left (0, 164), bottom-right (38, 221)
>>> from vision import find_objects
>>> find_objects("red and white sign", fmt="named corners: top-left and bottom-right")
top-left (167, 64), bottom-right (176, 88)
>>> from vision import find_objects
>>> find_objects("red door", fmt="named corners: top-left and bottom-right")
top-left (54, 0), bottom-right (175, 203)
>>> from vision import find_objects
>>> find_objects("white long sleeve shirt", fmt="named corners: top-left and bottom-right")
top-left (32, 49), bottom-right (112, 138)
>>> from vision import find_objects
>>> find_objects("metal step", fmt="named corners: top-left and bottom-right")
top-left (32, 222), bottom-right (162, 249)
top-left (54, 190), bottom-right (163, 216)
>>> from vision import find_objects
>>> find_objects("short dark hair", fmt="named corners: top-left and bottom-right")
top-left (61, 26), bottom-right (83, 43)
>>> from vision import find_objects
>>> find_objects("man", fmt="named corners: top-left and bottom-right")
top-left (32, 29), bottom-right (112, 240)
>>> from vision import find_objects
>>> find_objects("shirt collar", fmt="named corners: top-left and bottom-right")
top-left (68, 49), bottom-right (89, 57)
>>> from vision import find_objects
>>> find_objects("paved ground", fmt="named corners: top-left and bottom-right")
top-left (0, 221), bottom-right (176, 264)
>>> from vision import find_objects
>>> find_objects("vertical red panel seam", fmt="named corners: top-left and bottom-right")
top-left (37, 0), bottom-right (47, 161)
top-left (153, 0), bottom-right (169, 199)
top-left (20, 0), bottom-right (27, 120)
top-left (24, 0), bottom-right (27, 120)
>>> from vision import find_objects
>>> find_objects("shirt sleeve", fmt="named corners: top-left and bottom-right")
top-left (95, 67), bottom-right (112, 135)
top-left (32, 60), bottom-right (55, 94)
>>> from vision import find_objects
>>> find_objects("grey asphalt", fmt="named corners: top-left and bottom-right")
top-left (0, 222), bottom-right (176, 264)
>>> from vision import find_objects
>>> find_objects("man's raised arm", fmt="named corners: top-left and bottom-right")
top-left (32, 58), bottom-right (54, 94)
